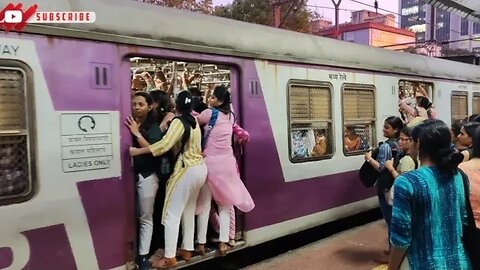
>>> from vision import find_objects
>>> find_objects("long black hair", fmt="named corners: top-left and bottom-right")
top-left (150, 90), bottom-right (173, 123)
top-left (412, 120), bottom-right (463, 176)
top-left (472, 126), bottom-right (480, 159)
top-left (189, 87), bottom-right (208, 113)
top-left (462, 121), bottom-right (480, 138)
top-left (385, 116), bottom-right (404, 138)
top-left (133, 91), bottom-right (156, 132)
top-left (416, 96), bottom-right (433, 110)
top-left (175, 90), bottom-right (197, 129)
top-left (212, 85), bottom-right (232, 114)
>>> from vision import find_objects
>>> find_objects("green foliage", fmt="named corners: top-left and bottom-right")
top-left (214, 0), bottom-right (315, 33)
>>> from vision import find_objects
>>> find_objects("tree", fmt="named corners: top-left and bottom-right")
top-left (214, 0), bottom-right (315, 33)
top-left (136, 0), bottom-right (214, 14)
top-left (441, 47), bottom-right (472, 57)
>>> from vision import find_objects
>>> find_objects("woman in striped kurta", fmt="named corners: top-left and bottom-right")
top-left (388, 120), bottom-right (471, 270)
top-left (130, 91), bottom-right (207, 269)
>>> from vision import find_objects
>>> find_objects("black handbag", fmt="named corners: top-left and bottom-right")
top-left (359, 141), bottom-right (398, 188)
top-left (359, 147), bottom-right (380, 187)
top-left (459, 169), bottom-right (480, 270)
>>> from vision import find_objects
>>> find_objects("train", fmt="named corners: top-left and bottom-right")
top-left (1, 0), bottom-right (480, 269)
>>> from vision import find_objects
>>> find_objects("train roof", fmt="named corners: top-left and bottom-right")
top-left (6, 0), bottom-right (480, 83)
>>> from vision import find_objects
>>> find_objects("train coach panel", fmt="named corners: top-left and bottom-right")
top-left (0, 35), bottom-right (131, 270)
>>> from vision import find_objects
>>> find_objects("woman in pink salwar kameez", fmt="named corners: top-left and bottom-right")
top-left (196, 86), bottom-right (255, 255)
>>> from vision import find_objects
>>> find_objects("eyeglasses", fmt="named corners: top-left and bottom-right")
top-left (399, 137), bottom-right (411, 142)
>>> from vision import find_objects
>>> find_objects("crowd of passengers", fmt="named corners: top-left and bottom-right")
top-left (127, 67), bottom-right (254, 269)
top-left (362, 85), bottom-right (479, 270)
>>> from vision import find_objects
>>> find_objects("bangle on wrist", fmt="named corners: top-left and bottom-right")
top-left (134, 133), bottom-right (142, 139)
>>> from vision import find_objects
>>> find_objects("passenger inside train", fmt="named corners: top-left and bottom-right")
top-left (127, 58), bottom-right (253, 269)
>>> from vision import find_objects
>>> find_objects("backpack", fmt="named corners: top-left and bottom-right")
top-left (466, 148), bottom-right (474, 161)
top-left (459, 169), bottom-right (480, 270)
top-left (155, 116), bottom-right (191, 182)
top-left (359, 140), bottom-right (399, 188)
top-left (376, 152), bottom-right (418, 194)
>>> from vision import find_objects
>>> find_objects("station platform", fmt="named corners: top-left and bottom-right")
top-left (244, 221), bottom-right (389, 270)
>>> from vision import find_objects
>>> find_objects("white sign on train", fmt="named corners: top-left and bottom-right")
top-left (60, 113), bottom-right (113, 173)
top-left (62, 144), bottom-right (113, 160)
top-left (62, 156), bottom-right (111, 172)
top-left (61, 134), bottom-right (112, 146)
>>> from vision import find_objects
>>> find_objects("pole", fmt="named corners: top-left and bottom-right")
top-left (331, 0), bottom-right (342, 39)
top-left (274, 3), bottom-right (281, 27)
top-left (430, 5), bottom-right (436, 42)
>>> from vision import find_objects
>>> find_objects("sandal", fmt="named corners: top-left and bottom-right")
top-left (218, 242), bottom-right (229, 257)
top-left (197, 244), bottom-right (206, 256)
top-left (176, 249), bottom-right (192, 261)
top-left (151, 256), bottom-right (177, 269)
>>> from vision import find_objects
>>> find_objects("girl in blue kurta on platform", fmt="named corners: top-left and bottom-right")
top-left (388, 120), bottom-right (472, 270)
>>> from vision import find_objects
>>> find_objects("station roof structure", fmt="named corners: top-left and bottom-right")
top-left (427, 0), bottom-right (480, 23)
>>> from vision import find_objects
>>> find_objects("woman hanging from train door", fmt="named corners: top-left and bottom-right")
top-left (125, 92), bottom-right (163, 270)
top-left (196, 85), bottom-right (255, 256)
top-left (147, 90), bottom-right (175, 255)
top-left (130, 91), bottom-right (207, 269)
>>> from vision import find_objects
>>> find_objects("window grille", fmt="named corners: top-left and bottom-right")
top-left (472, 93), bottom-right (480, 115)
top-left (343, 86), bottom-right (375, 155)
top-left (451, 92), bottom-right (468, 122)
top-left (0, 67), bottom-right (34, 203)
top-left (288, 82), bottom-right (333, 162)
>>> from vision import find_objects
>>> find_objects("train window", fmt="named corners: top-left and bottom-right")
top-left (398, 80), bottom-right (434, 102)
top-left (0, 66), bottom-right (35, 204)
top-left (342, 85), bottom-right (375, 155)
top-left (451, 91), bottom-right (468, 122)
top-left (473, 93), bottom-right (480, 115)
top-left (288, 81), bottom-right (333, 162)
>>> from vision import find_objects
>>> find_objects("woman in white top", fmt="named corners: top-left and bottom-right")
top-left (384, 126), bottom-right (417, 205)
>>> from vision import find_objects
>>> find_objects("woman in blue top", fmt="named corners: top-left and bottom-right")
top-left (364, 116), bottom-right (403, 256)
top-left (388, 120), bottom-right (471, 270)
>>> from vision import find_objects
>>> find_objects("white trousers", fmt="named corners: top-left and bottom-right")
top-left (164, 163), bottom-right (207, 258)
top-left (197, 184), bottom-right (231, 243)
top-left (137, 173), bottom-right (159, 256)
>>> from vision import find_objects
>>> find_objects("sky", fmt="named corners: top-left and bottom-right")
top-left (212, 0), bottom-right (400, 24)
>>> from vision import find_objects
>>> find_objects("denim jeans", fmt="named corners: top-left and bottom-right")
top-left (378, 193), bottom-right (392, 248)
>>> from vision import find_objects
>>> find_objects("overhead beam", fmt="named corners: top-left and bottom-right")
top-left (427, 0), bottom-right (480, 23)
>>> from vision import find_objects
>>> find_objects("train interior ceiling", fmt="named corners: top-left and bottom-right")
top-left (130, 57), bottom-right (231, 97)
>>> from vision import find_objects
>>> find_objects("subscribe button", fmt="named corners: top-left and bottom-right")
top-left (5, 10), bottom-right (23, 23)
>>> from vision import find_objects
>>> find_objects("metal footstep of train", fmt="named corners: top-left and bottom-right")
top-left (147, 240), bottom-right (246, 269)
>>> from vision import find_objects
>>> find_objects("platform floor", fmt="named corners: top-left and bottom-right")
top-left (244, 221), bottom-right (389, 270)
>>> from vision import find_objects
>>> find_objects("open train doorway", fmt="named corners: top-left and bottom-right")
top-left (127, 56), bottom-right (246, 265)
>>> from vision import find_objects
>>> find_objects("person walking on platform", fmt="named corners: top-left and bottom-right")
top-left (388, 120), bottom-right (471, 270)
top-left (130, 91), bottom-right (207, 269)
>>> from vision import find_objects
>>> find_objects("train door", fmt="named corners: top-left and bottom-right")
top-left (126, 56), bottom-right (245, 264)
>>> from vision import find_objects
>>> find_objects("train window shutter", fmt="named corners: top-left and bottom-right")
top-left (472, 93), bottom-right (480, 115)
top-left (0, 65), bottom-right (35, 205)
top-left (342, 86), bottom-right (375, 155)
top-left (451, 92), bottom-right (468, 122)
top-left (288, 81), bottom-right (333, 162)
